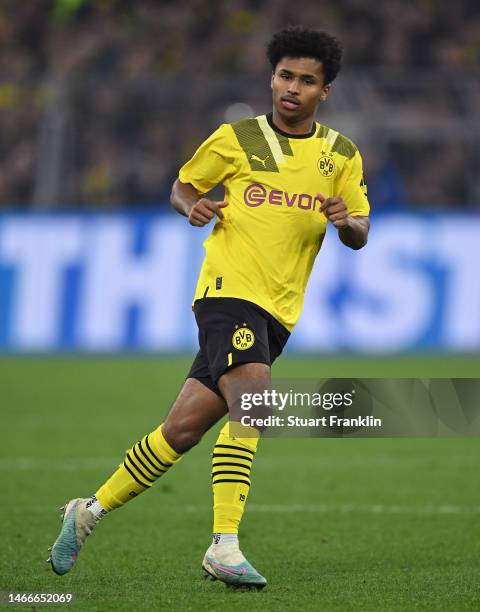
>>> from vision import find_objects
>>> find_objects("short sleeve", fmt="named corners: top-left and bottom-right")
top-left (178, 124), bottom-right (236, 194)
top-left (335, 149), bottom-right (370, 217)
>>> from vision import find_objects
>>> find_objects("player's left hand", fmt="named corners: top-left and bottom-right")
top-left (317, 193), bottom-right (350, 229)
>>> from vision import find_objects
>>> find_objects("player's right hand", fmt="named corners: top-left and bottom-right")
top-left (188, 199), bottom-right (228, 227)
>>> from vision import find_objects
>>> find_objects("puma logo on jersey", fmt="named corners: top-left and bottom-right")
top-left (251, 154), bottom-right (269, 167)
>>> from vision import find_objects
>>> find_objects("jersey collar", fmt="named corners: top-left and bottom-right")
top-left (266, 112), bottom-right (318, 139)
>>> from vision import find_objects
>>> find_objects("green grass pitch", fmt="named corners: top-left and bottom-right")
top-left (1, 356), bottom-right (480, 611)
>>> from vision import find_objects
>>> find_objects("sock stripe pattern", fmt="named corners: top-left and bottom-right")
top-left (132, 445), bottom-right (159, 479)
top-left (214, 443), bottom-right (255, 456)
top-left (125, 451), bottom-right (154, 484)
top-left (125, 435), bottom-right (171, 488)
top-left (95, 424), bottom-right (182, 511)
top-left (212, 445), bottom-right (253, 485)
top-left (145, 435), bottom-right (173, 469)
top-left (211, 423), bottom-right (259, 533)
top-left (212, 452), bottom-right (254, 462)
top-left (123, 458), bottom-right (151, 487)
top-left (138, 438), bottom-right (167, 473)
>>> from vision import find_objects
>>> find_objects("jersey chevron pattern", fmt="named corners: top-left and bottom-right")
top-left (179, 113), bottom-right (370, 331)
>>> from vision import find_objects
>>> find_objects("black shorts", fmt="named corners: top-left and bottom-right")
top-left (187, 297), bottom-right (290, 397)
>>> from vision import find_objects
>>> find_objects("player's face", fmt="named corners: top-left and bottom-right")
top-left (271, 57), bottom-right (331, 125)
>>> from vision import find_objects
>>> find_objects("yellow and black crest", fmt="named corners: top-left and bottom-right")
top-left (232, 327), bottom-right (255, 350)
top-left (317, 155), bottom-right (336, 178)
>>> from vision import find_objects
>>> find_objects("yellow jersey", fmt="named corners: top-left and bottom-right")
top-left (179, 113), bottom-right (370, 331)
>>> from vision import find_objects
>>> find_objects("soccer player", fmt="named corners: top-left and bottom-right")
top-left (49, 26), bottom-right (370, 589)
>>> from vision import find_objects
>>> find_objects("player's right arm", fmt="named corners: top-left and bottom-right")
top-left (171, 123), bottom-right (235, 227)
top-left (170, 179), bottom-right (228, 227)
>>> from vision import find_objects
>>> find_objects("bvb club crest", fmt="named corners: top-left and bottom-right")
top-left (232, 327), bottom-right (255, 350)
top-left (317, 155), bottom-right (336, 178)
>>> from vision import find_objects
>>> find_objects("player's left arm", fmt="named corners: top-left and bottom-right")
top-left (318, 148), bottom-right (370, 250)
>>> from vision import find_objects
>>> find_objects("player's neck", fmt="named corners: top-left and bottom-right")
top-left (269, 110), bottom-right (316, 138)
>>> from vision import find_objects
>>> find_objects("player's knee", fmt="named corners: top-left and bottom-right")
top-left (163, 421), bottom-right (203, 454)
top-left (176, 429), bottom-right (203, 452)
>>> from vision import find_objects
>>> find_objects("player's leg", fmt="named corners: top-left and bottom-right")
top-left (202, 362), bottom-right (270, 589)
top-left (49, 375), bottom-right (227, 575)
top-left (194, 298), bottom-right (290, 588)
top-left (93, 378), bottom-right (227, 510)
top-left (213, 362), bottom-right (270, 537)
top-left (162, 378), bottom-right (227, 453)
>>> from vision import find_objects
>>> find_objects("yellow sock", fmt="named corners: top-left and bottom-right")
top-left (212, 422), bottom-right (259, 533)
top-left (95, 424), bottom-right (181, 511)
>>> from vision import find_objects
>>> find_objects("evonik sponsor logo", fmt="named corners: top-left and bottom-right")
top-left (243, 183), bottom-right (323, 212)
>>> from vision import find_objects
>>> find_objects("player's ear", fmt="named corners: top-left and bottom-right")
top-left (319, 83), bottom-right (331, 102)
top-left (271, 71), bottom-right (275, 89)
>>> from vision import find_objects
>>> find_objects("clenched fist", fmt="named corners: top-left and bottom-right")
top-left (317, 193), bottom-right (349, 229)
top-left (188, 198), bottom-right (229, 227)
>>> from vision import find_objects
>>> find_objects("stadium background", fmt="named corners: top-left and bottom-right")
top-left (1, 1), bottom-right (479, 610)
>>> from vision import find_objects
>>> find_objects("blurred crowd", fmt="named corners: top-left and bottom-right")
top-left (0, 0), bottom-right (478, 208)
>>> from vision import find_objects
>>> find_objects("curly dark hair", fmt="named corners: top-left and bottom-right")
top-left (267, 26), bottom-right (343, 85)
